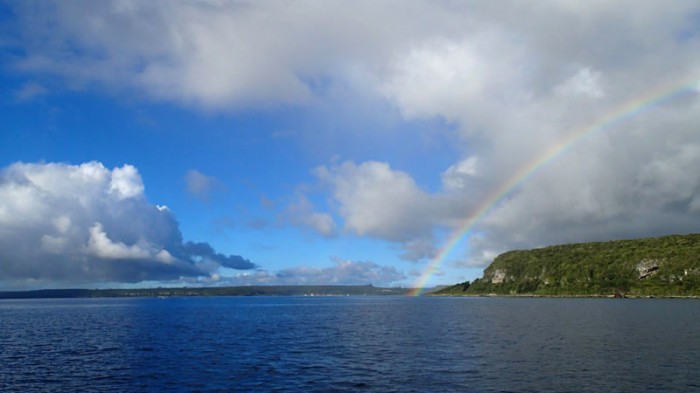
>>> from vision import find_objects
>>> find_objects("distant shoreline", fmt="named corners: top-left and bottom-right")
top-left (3, 287), bottom-right (699, 300)
top-left (0, 285), bottom-right (434, 300)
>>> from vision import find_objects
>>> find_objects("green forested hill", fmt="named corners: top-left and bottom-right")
top-left (437, 233), bottom-right (700, 297)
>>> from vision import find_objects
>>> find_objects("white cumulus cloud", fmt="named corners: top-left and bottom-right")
top-left (0, 161), bottom-right (255, 287)
top-left (315, 161), bottom-right (435, 241)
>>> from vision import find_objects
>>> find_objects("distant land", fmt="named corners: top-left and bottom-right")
top-left (437, 233), bottom-right (700, 298)
top-left (0, 285), bottom-right (439, 299)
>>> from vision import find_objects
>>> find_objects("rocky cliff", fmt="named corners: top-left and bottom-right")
top-left (438, 233), bottom-right (700, 297)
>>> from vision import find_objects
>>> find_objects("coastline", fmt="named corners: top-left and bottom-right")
top-left (0, 285), bottom-right (421, 300)
top-left (428, 293), bottom-right (700, 299)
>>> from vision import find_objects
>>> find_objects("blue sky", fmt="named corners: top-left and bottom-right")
top-left (2, 1), bottom-right (700, 290)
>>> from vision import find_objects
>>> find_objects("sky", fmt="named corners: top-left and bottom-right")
top-left (2, 1), bottom-right (700, 290)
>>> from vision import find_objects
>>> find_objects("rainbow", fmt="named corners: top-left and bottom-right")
top-left (410, 79), bottom-right (700, 296)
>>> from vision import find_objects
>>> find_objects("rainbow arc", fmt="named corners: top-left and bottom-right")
top-left (410, 80), bottom-right (700, 296)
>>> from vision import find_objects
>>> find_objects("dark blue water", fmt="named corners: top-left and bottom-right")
top-left (2, 297), bottom-right (700, 392)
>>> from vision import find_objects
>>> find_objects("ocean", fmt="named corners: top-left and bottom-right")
top-left (2, 296), bottom-right (700, 392)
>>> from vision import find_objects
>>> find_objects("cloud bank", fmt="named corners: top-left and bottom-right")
top-left (225, 258), bottom-right (405, 287)
top-left (0, 161), bottom-right (254, 286)
top-left (6, 0), bottom-right (458, 109)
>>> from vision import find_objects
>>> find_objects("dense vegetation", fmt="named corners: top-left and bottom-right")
top-left (0, 285), bottom-right (413, 299)
top-left (437, 233), bottom-right (700, 297)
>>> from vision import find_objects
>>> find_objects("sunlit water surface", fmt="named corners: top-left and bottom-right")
top-left (2, 296), bottom-right (700, 392)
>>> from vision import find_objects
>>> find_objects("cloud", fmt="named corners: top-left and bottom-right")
top-left (0, 161), bottom-right (254, 286)
top-left (5, 0), bottom-right (459, 109)
top-left (14, 82), bottom-right (48, 102)
top-left (397, 238), bottom-right (438, 262)
top-left (554, 67), bottom-right (604, 98)
top-left (314, 160), bottom-right (462, 261)
top-left (110, 164), bottom-right (145, 200)
top-left (184, 169), bottom-right (224, 203)
top-left (379, 34), bottom-right (530, 127)
top-left (315, 161), bottom-right (435, 241)
top-left (181, 241), bottom-right (254, 270)
top-left (441, 156), bottom-right (479, 191)
top-left (283, 193), bottom-right (337, 237)
top-left (86, 222), bottom-right (155, 260)
top-left (224, 258), bottom-right (406, 287)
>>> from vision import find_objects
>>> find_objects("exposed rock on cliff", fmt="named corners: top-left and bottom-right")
top-left (637, 259), bottom-right (661, 279)
top-left (491, 269), bottom-right (506, 284)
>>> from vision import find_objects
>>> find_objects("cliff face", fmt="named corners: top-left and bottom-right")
top-left (439, 233), bottom-right (700, 297)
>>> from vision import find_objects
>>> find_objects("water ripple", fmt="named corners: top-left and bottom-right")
top-left (2, 297), bottom-right (700, 392)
